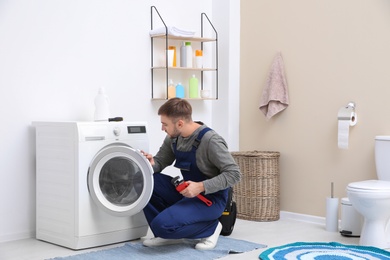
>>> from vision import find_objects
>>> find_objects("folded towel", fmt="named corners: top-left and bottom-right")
top-left (259, 52), bottom-right (289, 119)
top-left (150, 26), bottom-right (195, 37)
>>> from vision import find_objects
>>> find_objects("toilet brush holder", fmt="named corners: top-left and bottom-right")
top-left (326, 197), bottom-right (339, 232)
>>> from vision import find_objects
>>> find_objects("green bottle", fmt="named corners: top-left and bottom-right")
top-left (189, 75), bottom-right (198, 98)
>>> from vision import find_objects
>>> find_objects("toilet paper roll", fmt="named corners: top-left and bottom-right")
top-left (338, 107), bottom-right (357, 149)
top-left (326, 197), bottom-right (339, 232)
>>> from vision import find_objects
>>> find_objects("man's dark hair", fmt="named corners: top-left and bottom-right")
top-left (158, 98), bottom-right (192, 122)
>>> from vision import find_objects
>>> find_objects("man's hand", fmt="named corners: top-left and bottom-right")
top-left (180, 181), bottom-right (205, 198)
top-left (140, 150), bottom-right (155, 166)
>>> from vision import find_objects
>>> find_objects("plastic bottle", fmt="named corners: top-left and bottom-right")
top-left (180, 42), bottom-right (186, 67)
top-left (185, 42), bottom-right (193, 68)
top-left (167, 79), bottom-right (176, 99)
top-left (176, 82), bottom-right (185, 98)
top-left (189, 75), bottom-right (199, 98)
top-left (168, 46), bottom-right (177, 67)
top-left (94, 87), bottom-right (110, 121)
top-left (195, 50), bottom-right (203, 68)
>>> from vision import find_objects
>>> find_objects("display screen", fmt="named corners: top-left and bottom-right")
top-left (127, 126), bottom-right (146, 134)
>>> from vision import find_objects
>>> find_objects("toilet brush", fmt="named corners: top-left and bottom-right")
top-left (326, 182), bottom-right (339, 232)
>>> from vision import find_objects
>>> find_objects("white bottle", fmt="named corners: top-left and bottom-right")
top-left (94, 87), bottom-right (110, 121)
top-left (185, 42), bottom-right (193, 68)
top-left (195, 49), bottom-right (203, 68)
top-left (180, 42), bottom-right (187, 67)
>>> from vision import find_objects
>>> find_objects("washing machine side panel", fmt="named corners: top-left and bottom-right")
top-left (35, 123), bottom-right (78, 246)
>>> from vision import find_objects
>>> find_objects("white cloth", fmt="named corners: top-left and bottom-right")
top-left (149, 26), bottom-right (195, 37)
top-left (259, 52), bottom-right (289, 119)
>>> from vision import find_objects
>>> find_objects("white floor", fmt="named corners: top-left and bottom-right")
top-left (0, 216), bottom-right (361, 260)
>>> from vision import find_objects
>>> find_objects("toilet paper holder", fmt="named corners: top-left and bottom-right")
top-left (346, 102), bottom-right (355, 110)
top-left (338, 102), bottom-right (356, 123)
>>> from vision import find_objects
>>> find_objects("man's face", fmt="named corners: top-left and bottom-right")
top-left (160, 115), bottom-right (182, 138)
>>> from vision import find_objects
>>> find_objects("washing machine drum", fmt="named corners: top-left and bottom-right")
top-left (88, 144), bottom-right (154, 217)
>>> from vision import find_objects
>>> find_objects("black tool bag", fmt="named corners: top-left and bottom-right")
top-left (219, 187), bottom-right (237, 236)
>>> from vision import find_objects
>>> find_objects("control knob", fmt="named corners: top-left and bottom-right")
top-left (113, 127), bottom-right (121, 136)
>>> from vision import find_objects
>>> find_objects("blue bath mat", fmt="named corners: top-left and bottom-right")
top-left (49, 236), bottom-right (265, 260)
top-left (259, 242), bottom-right (390, 259)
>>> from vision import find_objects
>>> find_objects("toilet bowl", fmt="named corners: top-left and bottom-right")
top-left (347, 180), bottom-right (390, 248)
top-left (346, 136), bottom-right (390, 248)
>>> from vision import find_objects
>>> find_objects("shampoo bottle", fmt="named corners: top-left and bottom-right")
top-left (94, 87), bottom-right (110, 121)
top-left (176, 82), bottom-right (185, 98)
top-left (180, 42), bottom-right (187, 67)
top-left (167, 79), bottom-right (176, 99)
top-left (189, 75), bottom-right (199, 98)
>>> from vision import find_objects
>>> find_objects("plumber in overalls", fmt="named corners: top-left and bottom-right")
top-left (141, 98), bottom-right (241, 250)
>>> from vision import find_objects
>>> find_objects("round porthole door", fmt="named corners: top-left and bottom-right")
top-left (88, 144), bottom-right (154, 217)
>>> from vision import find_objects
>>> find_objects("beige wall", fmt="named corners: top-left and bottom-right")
top-left (240, 0), bottom-right (390, 217)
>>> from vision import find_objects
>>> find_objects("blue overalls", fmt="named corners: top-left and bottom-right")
top-left (143, 127), bottom-right (228, 239)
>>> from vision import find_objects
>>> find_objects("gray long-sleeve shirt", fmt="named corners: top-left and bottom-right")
top-left (152, 124), bottom-right (241, 194)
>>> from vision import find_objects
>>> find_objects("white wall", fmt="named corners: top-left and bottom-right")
top-left (212, 0), bottom-right (240, 151)
top-left (0, 0), bottom-right (240, 242)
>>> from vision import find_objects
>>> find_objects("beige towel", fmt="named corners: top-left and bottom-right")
top-left (259, 52), bottom-right (289, 119)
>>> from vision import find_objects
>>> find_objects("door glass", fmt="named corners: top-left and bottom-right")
top-left (99, 157), bottom-right (144, 206)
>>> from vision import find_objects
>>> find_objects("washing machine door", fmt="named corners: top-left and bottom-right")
top-left (88, 144), bottom-right (154, 217)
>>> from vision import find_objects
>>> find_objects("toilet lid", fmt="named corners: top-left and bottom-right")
top-left (375, 136), bottom-right (390, 141)
top-left (348, 180), bottom-right (390, 191)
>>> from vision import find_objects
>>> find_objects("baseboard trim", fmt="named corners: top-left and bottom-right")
top-left (0, 231), bottom-right (36, 243)
top-left (280, 211), bottom-right (328, 226)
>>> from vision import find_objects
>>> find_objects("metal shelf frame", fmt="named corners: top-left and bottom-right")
top-left (150, 6), bottom-right (218, 100)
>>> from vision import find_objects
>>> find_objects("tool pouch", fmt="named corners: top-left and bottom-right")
top-left (219, 187), bottom-right (237, 236)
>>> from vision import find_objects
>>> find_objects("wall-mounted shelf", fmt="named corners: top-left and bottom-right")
top-left (151, 97), bottom-right (216, 101)
top-left (151, 34), bottom-right (216, 42)
top-left (151, 67), bottom-right (216, 71)
top-left (150, 6), bottom-right (218, 100)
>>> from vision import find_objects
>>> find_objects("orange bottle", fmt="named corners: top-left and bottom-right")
top-left (168, 46), bottom-right (177, 67)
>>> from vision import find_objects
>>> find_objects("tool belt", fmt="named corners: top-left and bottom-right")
top-left (219, 187), bottom-right (237, 236)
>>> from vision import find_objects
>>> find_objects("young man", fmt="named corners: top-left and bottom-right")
top-left (141, 98), bottom-right (241, 250)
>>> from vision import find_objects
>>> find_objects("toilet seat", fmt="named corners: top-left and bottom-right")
top-left (348, 180), bottom-right (390, 192)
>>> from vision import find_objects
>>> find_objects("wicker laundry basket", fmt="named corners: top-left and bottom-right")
top-left (231, 151), bottom-right (280, 221)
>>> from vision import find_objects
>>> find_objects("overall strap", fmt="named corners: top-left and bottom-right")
top-left (172, 127), bottom-right (212, 152)
top-left (192, 127), bottom-right (212, 150)
top-left (172, 137), bottom-right (178, 151)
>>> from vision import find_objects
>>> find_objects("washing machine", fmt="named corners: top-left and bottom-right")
top-left (33, 121), bottom-right (154, 249)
